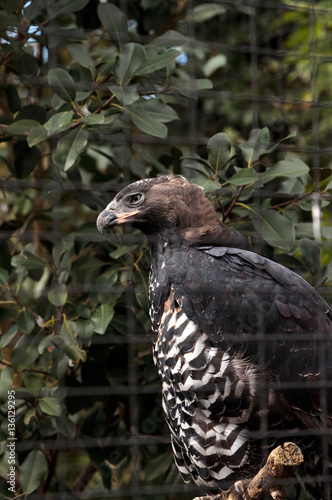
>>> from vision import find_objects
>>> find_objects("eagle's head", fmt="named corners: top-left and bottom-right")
top-left (97, 175), bottom-right (247, 248)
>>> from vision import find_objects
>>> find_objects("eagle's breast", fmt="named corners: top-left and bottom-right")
top-left (149, 251), bottom-right (261, 490)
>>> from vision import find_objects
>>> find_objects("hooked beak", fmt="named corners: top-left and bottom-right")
top-left (96, 208), bottom-right (139, 234)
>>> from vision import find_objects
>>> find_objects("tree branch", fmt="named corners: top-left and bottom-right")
top-left (227, 190), bottom-right (316, 225)
top-left (193, 442), bottom-right (303, 500)
top-left (71, 462), bottom-right (97, 492)
top-left (222, 186), bottom-right (245, 222)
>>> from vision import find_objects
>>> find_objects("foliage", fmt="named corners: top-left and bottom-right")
top-left (0, 1), bottom-right (331, 499)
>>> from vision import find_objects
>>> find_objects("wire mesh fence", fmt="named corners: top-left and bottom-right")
top-left (1, 0), bottom-right (332, 499)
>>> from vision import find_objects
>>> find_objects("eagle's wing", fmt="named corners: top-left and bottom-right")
top-left (170, 246), bottom-right (332, 420)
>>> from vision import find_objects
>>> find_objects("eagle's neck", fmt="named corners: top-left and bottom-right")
top-left (183, 222), bottom-right (249, 248)
top-left (146, 222), bottom-right (248, 250)
top-left (148, 233), bottom-right (188, 335)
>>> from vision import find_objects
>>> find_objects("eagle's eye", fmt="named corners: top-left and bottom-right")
top-left (127, 192), bottom-right (144, 206)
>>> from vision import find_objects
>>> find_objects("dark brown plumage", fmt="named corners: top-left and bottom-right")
top-left (97, 175), bottom-right (332, 498)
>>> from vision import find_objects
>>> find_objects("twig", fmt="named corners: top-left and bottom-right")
top-left (71, 462), bottom-right (97, 492)
top-left (0, 359), bottom-right (53, 377)
top-left (228, 189), bottom-right (316, 225)
top-left (222, 186), bottom-right (245, 222)
top-left (155, 0), bottom-right (189, 36)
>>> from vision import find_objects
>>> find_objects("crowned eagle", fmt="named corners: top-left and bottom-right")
top-left (97, 175), bottom-right (332, 498)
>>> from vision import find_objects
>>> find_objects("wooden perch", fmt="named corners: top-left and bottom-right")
top-left (193, 442), bottom-right (304, 500)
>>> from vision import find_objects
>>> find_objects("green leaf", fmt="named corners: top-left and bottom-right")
top-left (114, 43), bottom-right (146, 85)
top-left (260, 156), bottom-right (309, 184)
top-left (110, 85), bottom-right (140, 106)
top-left (81, 114), bottom-right (105, 125)
top-left (229, 168), bottom-right (259, 186)
top-left (56, 415), bottom-right (76, 439)
top-left (151, 30), bottom-right (187, 47)
top-left (207, 132), bottom-right (231, 171)
top-left (194, 79), bottom-right (213, 90)
top-left (48, 284), bottom-right (68, 307)
top-left (39, 416), bottom-right (57, 437)
top-left (24, 374), bottom-right (44, 392)
top-left (60, 321), bottom-right (87, 362)
top-left (299, 238), bottom-right (320, 275)
top-left (300, 198), bottom-right (329, 212)
top-left (2, 0), bottom-right (22, 15)
top-left (11, 335), bottom-right (39, 372)
top-left (189, 176), bottom-right (222, 193)
top-left (68, 43), bottom-right (95, 69)
top-left (76, 318), bottom-right (94, 340)
top-left (135, 49), bottom-right (180, 76)
top-left (20, 450), bottom-right (48, 493)
top-left (202, 54), bottom-right (227, 77)
top-left (264, 131), bottom-right (297, 154)
top-left (0, 367), bottom-right (13, 392)
top-left (7, 119), bottom-right (41, 136)
top-left (24, 0), bottom-right (46, 21)
top-left (251, 209), bottom-right (295, 252)
top-left (92, 304), bottom-right (114, 335)
top-left (57, 126), bottom-right (89, 171)
top-left (97, 2), bottom-right (128, 50)
top-left (142, 99), bottom-right (179, 123)
top-left (182, 157), bottom-right (212, 177)
top-left (128, 103), bottom-right (167, 138)
top-left (52, 241), bottom-right (63, 268)
top-left (177, 78), bottom-right (213, 96)
top-left (38, 335), bottom-right (53, 355)
top-left (127, 99), bottom-right (178, 138)
top-left (144, 452), bottom-right (174, 481)
top-left (17, 310), bottom-right (35, 334)
top-left (39, 397), bottom-right (62, 417)
top-left (98, 48), bottom-right (117, 76)
top-left (240, 127), bottom-right (270, 164)
top-left (109, 244), bottom-right (136, 259)
top-left (48, 68), bottom-right (76, 103)
top-left (44, 111), bottom-right (74, 136)
top-left (24, 408), bottom-right (37, 425)
top-left (49, 0), bottom-right (89, 17)
top-left (76, 90), bottom-right (92, 101)
top-left (136, 291), bottom-right (149, 312)
top-left (191, 3), bottom-right (226, 23)
top-left (0, 267), bottom-right (9, 285)
top-left (0, 325), bottom-right (18, 349)
top-left (51, 93), bottom-right (68, 110)
top-left (11, 251), bottom-right (47, 270)
top-left (27, 126), bottom-right (49, 147)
